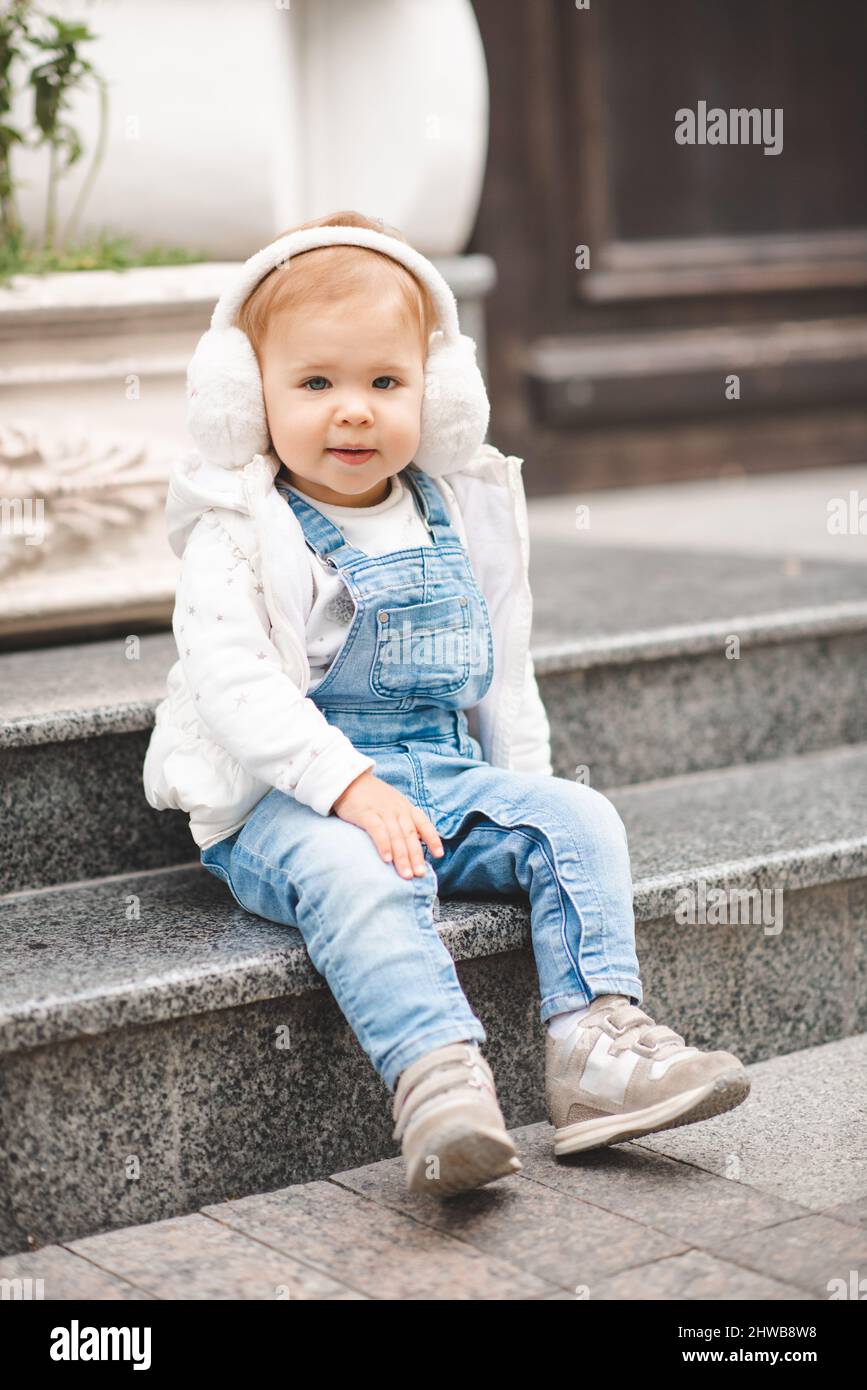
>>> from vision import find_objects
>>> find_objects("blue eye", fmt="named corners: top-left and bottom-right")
top-left (301, 376), bottom-right (397, 390)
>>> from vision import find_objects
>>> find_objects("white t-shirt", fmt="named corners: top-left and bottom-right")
top-left (279, 470), bottom-right (464, 691)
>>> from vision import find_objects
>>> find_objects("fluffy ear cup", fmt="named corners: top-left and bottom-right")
top-left (413, 332), bottom-right (490, 477)
top-left (186, 326), bottom-right (270, 469)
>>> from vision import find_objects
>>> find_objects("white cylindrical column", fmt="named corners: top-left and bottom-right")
top-left (12, 0), bottom-right (489, 257)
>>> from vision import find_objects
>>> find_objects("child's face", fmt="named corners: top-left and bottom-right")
top-left (260, 290), bottom-right (426, 507)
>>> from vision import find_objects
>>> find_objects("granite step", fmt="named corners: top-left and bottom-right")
top-left (531, 543), bottom-right (867, 790)
top-left (3, 540), bottom-right (867, 892)
top-left (2, 740), bottom-right (865, 1255)
top-left (2, 1031), bottom-right (864, 1300)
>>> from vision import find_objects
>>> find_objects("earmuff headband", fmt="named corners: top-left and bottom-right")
top-left (210, 225), bottom-right (461, 341)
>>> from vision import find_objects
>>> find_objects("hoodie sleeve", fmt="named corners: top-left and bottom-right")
top-left (509, 650), bottom-right (553, 775)
top-left (173, 511), bottom-right (375, 815)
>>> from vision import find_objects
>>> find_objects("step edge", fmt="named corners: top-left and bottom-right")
top-left (2, 837), bottom-right (864, 1059)
top-left (533, 600), bottom-right (867, 673)
top-left (3, 599), bottom-right (867, 748)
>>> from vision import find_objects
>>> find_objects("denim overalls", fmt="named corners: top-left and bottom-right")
top-left (201, 464), bottom-right (642, 1091)
top-left (279, 464), bottom-right (495, 760)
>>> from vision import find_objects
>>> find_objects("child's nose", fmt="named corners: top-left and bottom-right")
top-left (337, 396), bottom-right (375, 425)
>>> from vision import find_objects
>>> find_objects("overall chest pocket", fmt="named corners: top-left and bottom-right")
top-left (371, 594), bottom-right (471, 698)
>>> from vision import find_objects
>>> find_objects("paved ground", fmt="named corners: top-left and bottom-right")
top-left (2, 1032), bottom-right (865, 1300)
top-left (528, 461), bottom-right (867, 565)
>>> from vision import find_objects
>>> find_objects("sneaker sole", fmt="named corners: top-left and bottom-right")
top-left (552, 1069), bottom-right (751, 1155)
top-left (406, 1120), bottom-right (523, 1197)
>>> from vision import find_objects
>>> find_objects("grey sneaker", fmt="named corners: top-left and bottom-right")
top-left (392, 1041), bottom-right (522, 1196)
top-left (546, 995), bottom-right (751, 1155)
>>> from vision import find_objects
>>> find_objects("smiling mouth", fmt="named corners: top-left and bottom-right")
top-left (327, 447), bottom-right (376, 463)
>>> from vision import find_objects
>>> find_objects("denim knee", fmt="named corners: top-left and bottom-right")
top-left (540, 776), bottom-right (629, 852)
top-left (581, 784), bottom-right (629, 848)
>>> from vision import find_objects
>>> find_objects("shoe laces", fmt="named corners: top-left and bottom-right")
top-left (594, 999), bottom-right (687, 1056)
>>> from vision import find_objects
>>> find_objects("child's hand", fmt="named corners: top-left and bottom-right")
top-left (331, 770), bottom-right (445, 879)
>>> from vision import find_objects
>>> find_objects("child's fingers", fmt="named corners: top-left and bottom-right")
top-left (379, 815), bottom-right (413, 878)
top-left (413, 806), bottom-right (444, 859)
top-left (358, 795), bottom-right (442, 878)
top-left (362, 810), bottom-right (395, 866)
top-left (392, 812), bottom-right (426, 878)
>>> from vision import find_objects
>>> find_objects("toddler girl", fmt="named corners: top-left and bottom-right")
top-left (144, 210), bottom-right (750, 1198)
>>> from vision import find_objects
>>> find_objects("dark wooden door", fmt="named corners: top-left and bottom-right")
top-left (469, 0), bottom-right (867, 491)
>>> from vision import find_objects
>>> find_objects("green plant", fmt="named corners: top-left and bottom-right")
top-left (0, 2), bottom-right (110, 259)
top-left (0, 0), bottom-right (32, 246)
top-left (28, 11), bottom-right (108, 250)
top-left (0, 228), bottom-right (211, 284)
top-left (0, 5), bottom-right (210, 282)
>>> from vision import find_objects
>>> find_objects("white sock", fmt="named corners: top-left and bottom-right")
top-left (546, 1003), bottom-right (597, 1038)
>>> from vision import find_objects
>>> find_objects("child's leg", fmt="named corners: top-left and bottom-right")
top-left (201, 787), bottom-right (485, 1091)
top-left (414, 758), bottom-right (750, 1154)
top-left (422, 765), bottom-right (643, 1021)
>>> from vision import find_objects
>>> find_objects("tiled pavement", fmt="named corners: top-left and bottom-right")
top-left (2, 1031), bottom-right (865, 1301)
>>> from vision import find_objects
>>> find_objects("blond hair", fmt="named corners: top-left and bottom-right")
top-left (236, 210), bottom-right (439, 366)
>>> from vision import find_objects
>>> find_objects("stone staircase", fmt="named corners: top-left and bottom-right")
top-left (3, 1033), bottom-right (864, 1300)
top-left (2, 541), bottom-right (866, 1257)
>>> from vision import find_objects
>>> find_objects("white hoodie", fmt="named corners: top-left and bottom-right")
top-left (142, 443), bottom-right (553, 849)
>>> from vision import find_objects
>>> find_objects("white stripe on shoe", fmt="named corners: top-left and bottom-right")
top-left (649, 1047), bottom-right (701, 1079)
top-left (580, 1034), bottom-right (640, 1104)
top-left (577, 1036), bottom-right (702, 1103)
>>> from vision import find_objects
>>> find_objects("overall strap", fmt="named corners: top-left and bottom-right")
top-left (276, 465), bottom-right (456, 566)
top-left (403, 465), bottom-right (457, 544)
top-left (275, 478), bottom-right (365, 569)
